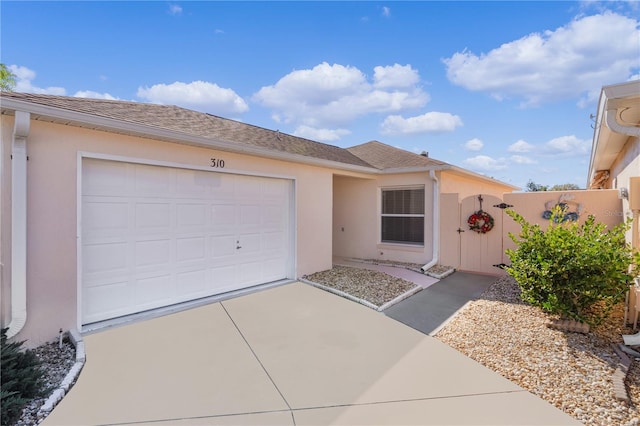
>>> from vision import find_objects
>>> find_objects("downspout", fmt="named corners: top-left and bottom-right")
top-left (6, 111), bottom-right (30, 338)
top-left (421, 170), bottom-right (439, 272)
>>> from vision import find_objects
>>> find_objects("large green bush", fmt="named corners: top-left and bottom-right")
top-left (505, 208), bottom-right (636, 327)
top-left (1, 328), bottom-right (46, 426)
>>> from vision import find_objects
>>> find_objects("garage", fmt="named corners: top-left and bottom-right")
top-left (81, 158), bottom-right (294, 324)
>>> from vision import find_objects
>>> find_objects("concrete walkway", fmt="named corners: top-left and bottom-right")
top-left (43, 283), bottom-right (579, 425)
top-left (385, 271), bottom-right (498, 335)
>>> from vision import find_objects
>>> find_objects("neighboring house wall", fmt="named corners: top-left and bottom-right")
top-left (608, 136), bottom-right (640, 246)
top-left (1, 116), bottom-right (339, 345)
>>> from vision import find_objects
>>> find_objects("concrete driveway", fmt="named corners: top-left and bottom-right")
top-left (43, 282), bottom-right (579, 425)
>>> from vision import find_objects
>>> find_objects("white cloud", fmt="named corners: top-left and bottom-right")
top-left (373, 64), bottom-right (420, 89)
top-left (541, 135), bottom-right (591, 157)
top-left (444, 12), bottom-right (640, 106)
top-left (380, 112), bottom-right (463, 135)
top-left (253, 62), bottom-right (429, 130)
top-left (168, 4), bottom-right (182, 15)
top-left (74, 90), bottom-right (118, 100)
top-left (381, 6), bottom-right (391, 17)
top-left (509, 155), bottom-right (537, 164)
top-left (293, 125), bottom-right (351, 142)
top-left (464, 138), bottom-right (484, 151)
top-left (137, 80), bottom-right (249, 114)
top-left (463, 155), bottom-right (508, 171)
top-left (508, 139), bottom-right (535, 153)
top-left (9, 65), bottom-right (66, 95)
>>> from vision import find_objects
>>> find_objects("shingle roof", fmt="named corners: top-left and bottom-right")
top-left (347, 141), bottom-right (449, 170)
top-left (0, 92), bottom-right (373, 169)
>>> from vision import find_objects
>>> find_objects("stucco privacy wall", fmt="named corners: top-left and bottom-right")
top-left (332, 172), bottom-right (436, 264)
top-left (502, 189), bottom-right (624, 254)
top-left (0, 116), bottom-right (336, 346)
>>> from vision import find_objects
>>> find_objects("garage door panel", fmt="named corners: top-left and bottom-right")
top-left (210, 265), bottom-right (236, 292)
top-left (176, 169), bottom-right (212, 198)
top-left (176, 269), bottom-right (210, 299)
top-left (235, 176), bottom-right (261, 199)
top-left (135, 202), bottom-right (172, 231)
top-left (263, 258), bottom-right (287, 281)
top-left (135, 239), bottom-right (172, 268)
top-left (176, 237), bottom-right (206, 262)
top-left (210, 174), bottom-right (235, 199)
top-left (82, 159), bottom-right (292, 325)
top-left (135, 164), bottom-right (174, 195)
top-left (134, 275), bottom-right (173, 307)
top-left (82, 159), bottom-right (130, 196)
top-left (84, 242), bottom-right (129, 274)
top-left (83, 281), bottom-right (130, 323)
top-left (238, 261), bottom-right (263, 287)
top-left (177, 203), bottom-right (208, 228)
top-left (83, 200), bottom-right (129, 237)
top-left (262, 232), bottom-right (285, 252)
top-left (238, 234), bottom-right (261, 255)
top-left (240, 204), bottom-right (261, 226)
top-left (211, 235), bottom-right (236, 258)
top-left (211, 204), bottom-right (235, 231)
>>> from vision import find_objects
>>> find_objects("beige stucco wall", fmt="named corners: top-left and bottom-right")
top-left (1, 116), bottom-right (340, 345)
top-left (332, 172), bottom-right (436, 265)
top-left (502, 190), bottom-right (624, 253)
top-left (440, 170), bottom-right (516, 200)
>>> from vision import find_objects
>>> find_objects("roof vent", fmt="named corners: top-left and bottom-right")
top-left (420, 151), bottom-right (429, 157)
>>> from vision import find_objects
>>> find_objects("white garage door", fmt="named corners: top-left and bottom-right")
top-left (81, 158), bottom-right (293, 324)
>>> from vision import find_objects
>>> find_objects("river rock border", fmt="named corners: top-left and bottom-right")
top-left (37, 329), bottom-right (85, 417)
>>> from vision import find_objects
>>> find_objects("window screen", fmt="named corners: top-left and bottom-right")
top-left (381, 188), bottom-right (425, 244)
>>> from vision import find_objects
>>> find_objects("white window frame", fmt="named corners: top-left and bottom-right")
top-left (380, 185), bottom-right (425, 246)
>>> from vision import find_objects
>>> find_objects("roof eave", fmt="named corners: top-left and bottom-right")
top-left (588, 80), bottom-right (640, 186)
top-left (380, 165), bottom-right (450, 174)
top-left (1, 97), bottom-right (381, 174)
top-left (446, 165), bottom-right (520, 190)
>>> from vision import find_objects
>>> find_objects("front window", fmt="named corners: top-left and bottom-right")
top-left (381, 187), bottom-right (425, 245)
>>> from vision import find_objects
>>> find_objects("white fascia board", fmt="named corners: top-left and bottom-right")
top-left (380, 165), bottom-right (450, 174)
top-left (587, 89), bottom-right (608, 186)
top-left (603, 80), bottom-right (640, 100)
top-left (1, 98), bottom-right (380, 175)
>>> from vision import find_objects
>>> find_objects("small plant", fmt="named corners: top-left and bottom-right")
top-left (1, 328), bottom-right (46, 426)
top-left (505, 207), bottom-right (635, 327)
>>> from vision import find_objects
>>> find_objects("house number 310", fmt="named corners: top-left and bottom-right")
top-left (210, 158), bottom-right (225, 168)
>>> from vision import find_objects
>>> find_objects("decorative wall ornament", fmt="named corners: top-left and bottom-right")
top-left (468, 195), bottom-right (495, 234)
top-left (542, 193), bottom-right (583, 223)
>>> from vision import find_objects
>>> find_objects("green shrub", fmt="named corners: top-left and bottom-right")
top-left (505, 208), bottom-right (635, 327)
top-left (1, 328), bottom-right (46, 426)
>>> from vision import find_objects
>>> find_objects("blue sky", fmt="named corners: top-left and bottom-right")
top-left (2, 1), bottom-right (639, 189)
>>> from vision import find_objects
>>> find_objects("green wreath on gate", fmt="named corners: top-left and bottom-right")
top-left (467, 210), bottom-right (494, 234)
